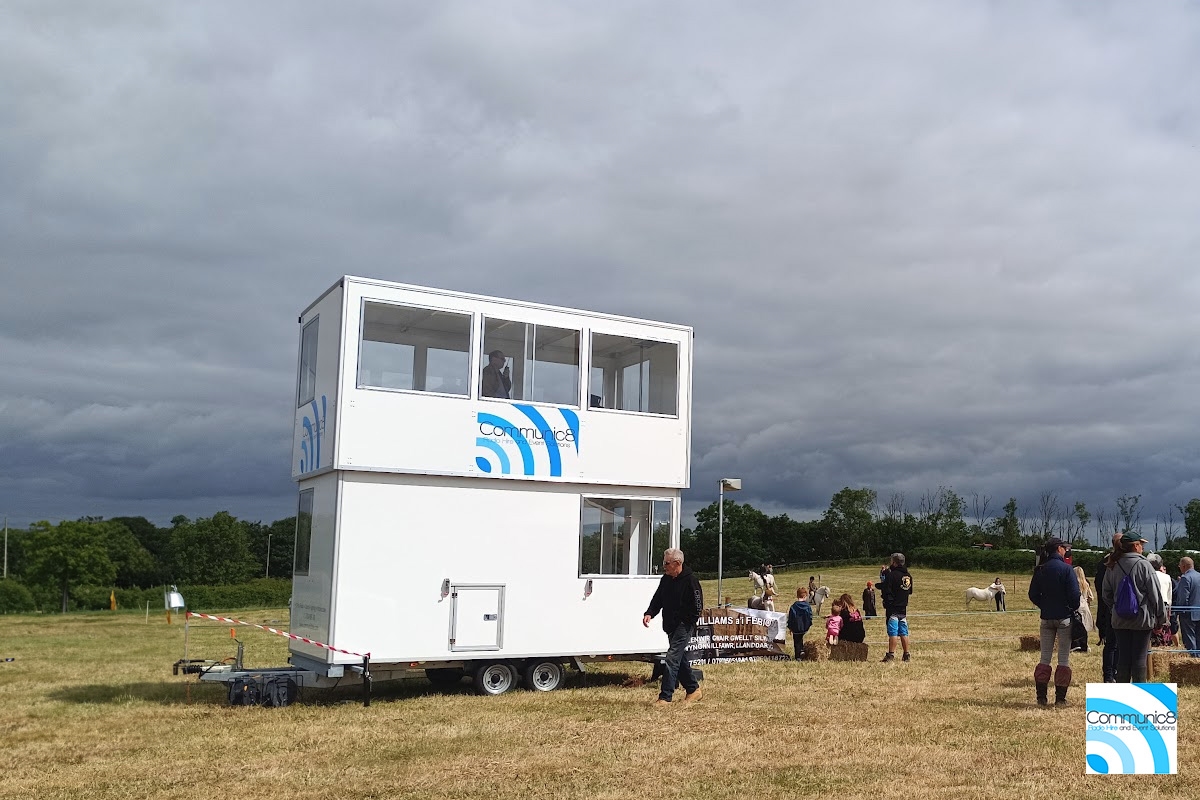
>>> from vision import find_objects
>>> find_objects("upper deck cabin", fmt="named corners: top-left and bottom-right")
top-left (292, 277), bottom-right (693, 489)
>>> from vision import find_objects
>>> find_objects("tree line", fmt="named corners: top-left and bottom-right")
top-left (679, 488), bottom-right (1200, 573)
top-left (3, 487), bottom-right (1199, 612)
top-left (0, 512), bottom-right (294, 613)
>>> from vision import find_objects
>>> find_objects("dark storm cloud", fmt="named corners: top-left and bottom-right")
top-left (2, 1), bottom-right (1200, 535)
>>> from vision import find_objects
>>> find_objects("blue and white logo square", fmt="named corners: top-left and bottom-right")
top-left (1086, 683), bottom-right (1177, 774)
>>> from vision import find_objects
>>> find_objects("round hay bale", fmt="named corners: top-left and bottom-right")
top-left (1168, 658), bottom-right (1200, 685)
top-left (1019, 634), bottom-right (1040, 651)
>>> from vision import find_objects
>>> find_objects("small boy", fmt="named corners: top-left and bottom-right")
top-left (788, 587), bottom-right (814, 660)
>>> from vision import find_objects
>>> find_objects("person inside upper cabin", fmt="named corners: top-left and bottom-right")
top-left (481, 349), bottom-right (512, 399)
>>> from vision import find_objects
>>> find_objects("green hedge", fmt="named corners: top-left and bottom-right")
top-left (0, 580), bottom-right (37, 613)
top-left (177, 578), bottom-right (292, 610)
top-left (907, 547), bottom-right (1193, 577)
top-left (54, 579), bottom-right (293, 613)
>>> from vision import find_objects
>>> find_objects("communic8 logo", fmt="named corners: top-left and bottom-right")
top-left (475, 404), bottom-right (580, 477)
top-left (1087, 710), bottom-right (1177, 726)
top-left (1086, 683), bottom-right (1177, 775)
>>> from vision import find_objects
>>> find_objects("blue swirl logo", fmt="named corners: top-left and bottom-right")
top-left (1086, 683), bottom-right (1177, 774)
top-left (299, 394), bottom-right (326, 474)
top-left (475, 404), bottom-right (579, 476)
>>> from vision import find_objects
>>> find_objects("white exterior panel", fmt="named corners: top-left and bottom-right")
top-left (335, 277), bottom-right (692, 488)
top-left (292, 282), bottom-right (343, 479)
top-left (289, 472), bottom-right (339, 661)
top-left (326, 474), bottom-right (671, 664)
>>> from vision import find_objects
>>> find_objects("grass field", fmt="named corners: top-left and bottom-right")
top-left (0, 565), bottom-right (1193, 799)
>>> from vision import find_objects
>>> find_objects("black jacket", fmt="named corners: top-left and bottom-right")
top-left (880, 566), bottom-right (913, 613)
top-left (1028, 552), bottom-right (1080, 621)
top-left (645, 566), bottom-right (704, 633)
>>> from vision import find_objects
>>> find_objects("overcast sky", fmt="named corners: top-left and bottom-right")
top-left (3, 2), bottom-right (1199, 542)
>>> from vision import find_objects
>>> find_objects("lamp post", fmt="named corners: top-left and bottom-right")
top-left (717, 478), bottom-right (742, 607)
top-left (265, 532), bottom-right (273, 579)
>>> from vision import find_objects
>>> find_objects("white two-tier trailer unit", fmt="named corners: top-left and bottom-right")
top-left (285, 275), bottom-right (693, 695)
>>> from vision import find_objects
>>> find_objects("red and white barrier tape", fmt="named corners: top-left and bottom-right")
top-left (185, 611), bottom-right (369, 659)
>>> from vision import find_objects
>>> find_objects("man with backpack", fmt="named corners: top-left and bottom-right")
top-left (1101, 532), bottom-right (1167, 683)
top-left (1028, 537), bottom-right (1080, 706)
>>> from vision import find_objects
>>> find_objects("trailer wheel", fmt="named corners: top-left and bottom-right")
top-left (521, 661), bottom-right (564, 692)
top-left (472, 662), bottom-right (516, 696)
top-left (426, 668), bottom-right (464, 687)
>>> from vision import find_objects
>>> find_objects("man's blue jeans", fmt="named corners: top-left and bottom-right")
top-left (1180, 616), bottom-right (1199, 656)
top-left (660, 622), bottom-right (699, 701)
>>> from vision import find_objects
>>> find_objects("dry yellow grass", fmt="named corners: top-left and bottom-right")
top-left (0, 565), bottom-right (1195, 799)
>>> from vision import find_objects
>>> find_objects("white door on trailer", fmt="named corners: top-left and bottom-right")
top-left (449, 584), bottom-right (505, 651)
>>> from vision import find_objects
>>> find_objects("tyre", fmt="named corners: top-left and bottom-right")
top-left (472, 662), bottom-right (516, 696)
top-left (520, 660), bottom-right (564, 692)
top-left (426, 668), bottom-right (464, 687)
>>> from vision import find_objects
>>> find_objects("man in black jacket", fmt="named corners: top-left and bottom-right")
top-left (880, 552), bottom-right (913, 662)
top-left (643, 547), bottom-right (704, 706)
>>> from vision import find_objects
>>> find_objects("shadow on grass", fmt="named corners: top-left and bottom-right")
top-left (50, 668), bottom-right (644, 707)
top-left (50, 681), bottom-right (226, 705)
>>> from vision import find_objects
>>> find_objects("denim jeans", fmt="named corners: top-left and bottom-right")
top-left (660, 622), bottom-right (699, 701)
top-left (1113, 628), bottom-right (1151, 683)
top-left (1181, 617), bottom-right (1200, 656)
top-left (1039, 618), bottom-right (1071, 667)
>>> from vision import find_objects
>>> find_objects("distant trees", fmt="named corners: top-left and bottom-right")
top-left (169, 512), bottom-right (259, 585)
top-left (23, 520), bottom-right (119, 612)
top-left (2, 512), bottom-right (297, 612)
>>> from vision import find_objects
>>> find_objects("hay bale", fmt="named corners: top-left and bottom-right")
top-left (1168, 658), bottom-right (1200, 685)
top-left (1147, 650), bottom-right (1182, 679)
top-left (1019, 634), bottom-right (1039, 651)
top-left (828, 641), bottom-right (869, 662)
top-left (802, 641), bottom-right (828, 662)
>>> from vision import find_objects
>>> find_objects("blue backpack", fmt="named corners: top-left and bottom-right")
top-left (1114, 561), bottom-right (1140, 619)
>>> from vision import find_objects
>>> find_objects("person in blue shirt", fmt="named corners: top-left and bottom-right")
top-left (1174, 556), bottom-right (1200, 656)
top-left (1028, 537), bottom-right (1081, 706)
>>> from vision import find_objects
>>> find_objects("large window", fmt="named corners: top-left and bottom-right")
top-left (294, 489), bottom-right (314, 577)
top-left (579, 497), bottom-right (674, 576)
top-left (297, 317), bottom-right (318, 408)
top-left (481, 318), bottom-right (580, 405)
top-left (589, 334), bottom-right (678, 415)
top-left (358, 302), bottom-right (472, 395)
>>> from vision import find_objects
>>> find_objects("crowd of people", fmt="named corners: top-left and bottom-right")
top-left (1028, 531), bottom-right (1200, 707)
top-left (642, 538), bottom-right (1200, 707)
top-left (786, 552), bottom-right (913, 662)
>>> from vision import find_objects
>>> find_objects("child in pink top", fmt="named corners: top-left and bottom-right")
top-left (826, 600), bottom-right (844, 645)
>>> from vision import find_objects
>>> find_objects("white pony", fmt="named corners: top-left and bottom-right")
top-left (965, 583), bottom-right (1000, 610)
top-left (748, 570), bottom-right (765, 597)
top-left (809, 585), bottom-right (832, 615)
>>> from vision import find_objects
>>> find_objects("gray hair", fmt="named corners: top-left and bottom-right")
top-left (1147, 552), bottom-right (1163, 569)
top-left (663, 548), bottom-right (684, 565)
top-left (891, 552), bottom-right (906, 567)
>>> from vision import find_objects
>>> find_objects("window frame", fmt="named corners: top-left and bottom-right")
top-left (293, 488), bottom-right (315, 577)
top-left (480, 316), bottom-right (582, 408)
top-left (586, 331), bottom-right (681, 418)
top-left (297, 316), bottom-right (319, 409)
top-left (577, 494), bottom-right (677, 578)
top-left (355, 298), bottom-right (475, 399)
